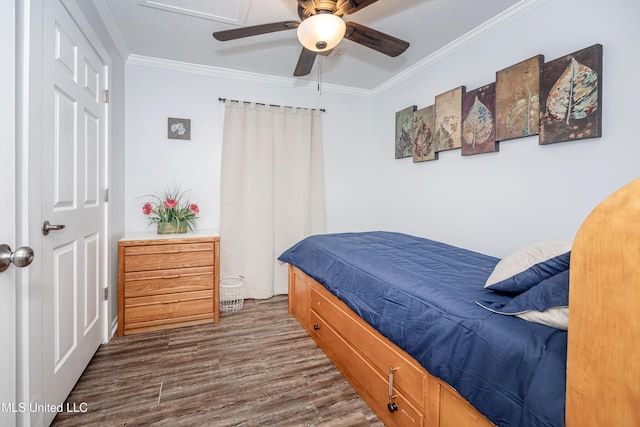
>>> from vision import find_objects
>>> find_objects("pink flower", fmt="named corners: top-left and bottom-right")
top-left (163, 198), bottom-right (177, 209)
top-left (142, 203), bottom-right (152, 215)
top-left (190, 203), bottom-right (199, 214)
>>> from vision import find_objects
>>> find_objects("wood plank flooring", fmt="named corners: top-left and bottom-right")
top-left (52, 296), bottom-right (382, 426)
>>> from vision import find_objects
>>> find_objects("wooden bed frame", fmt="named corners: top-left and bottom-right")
top-left (288, 178), bottom-right (640, 426)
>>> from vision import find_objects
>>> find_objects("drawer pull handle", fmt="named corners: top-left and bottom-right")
top-left (313, 324), bottom-right (320, 330)
top-left (388, 366), bottom-right (398, 413)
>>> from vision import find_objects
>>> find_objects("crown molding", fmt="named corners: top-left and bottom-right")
top-left (371, 0), bottom-right (549, 96)
top-left (126, 54), bottom-right (372, 97)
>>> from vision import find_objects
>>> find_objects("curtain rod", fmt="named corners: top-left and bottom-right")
top-left (218, 97), bottom-right (325, 113)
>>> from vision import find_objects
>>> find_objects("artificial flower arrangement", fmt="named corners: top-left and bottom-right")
top-left (142, 186), bottom-right (199, 234)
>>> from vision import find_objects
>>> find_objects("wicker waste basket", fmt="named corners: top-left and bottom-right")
top-left (220, 276), bottom-right (245, 312)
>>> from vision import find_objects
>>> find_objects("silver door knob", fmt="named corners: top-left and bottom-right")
top-left (42, 220), bottom-right (66, 236)
top-left (0, 244), bottom-right (35, 272)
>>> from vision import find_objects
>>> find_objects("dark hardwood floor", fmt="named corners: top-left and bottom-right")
top-left (51, 296), bottom-right (382, 426)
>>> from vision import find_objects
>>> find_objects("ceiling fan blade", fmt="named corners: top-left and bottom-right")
top-left (344, 22), bottom-right (409, 57)
top-left (344, 0), bottom-right (379, 14)
top-left (294, 48), bottom-right (317, 76)
top-left (213, 21), bottom-right (299, 41)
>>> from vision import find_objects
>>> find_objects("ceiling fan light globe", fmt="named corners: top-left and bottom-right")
top-left (296, 13), bottom-right (346, 52)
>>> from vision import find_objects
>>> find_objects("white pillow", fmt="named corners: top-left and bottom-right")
top-left (517, 307), bottom-right (568, 331)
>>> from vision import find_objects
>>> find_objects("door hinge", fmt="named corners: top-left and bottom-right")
top-left (104, 188), bottom-right (110, 202)
top-left (104, 89), bottom-right (110, 103)
top-left (104, 287), bottom-right (109, 300)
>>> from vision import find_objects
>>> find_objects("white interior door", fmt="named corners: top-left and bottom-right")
top-left (39, 0), bottom-right (106, 423)
top-left (0, 3), bottom-right (17, 426)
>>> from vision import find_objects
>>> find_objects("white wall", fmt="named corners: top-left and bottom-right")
top-left (370, 0), bottom-right (640, 256)
top-left (124, 64), bottom-right (377, 234)
top-left (124, 0), bottom-right (640, 259)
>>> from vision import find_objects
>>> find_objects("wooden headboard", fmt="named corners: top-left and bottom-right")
top-left (566, 178), bottom-right (640, 426)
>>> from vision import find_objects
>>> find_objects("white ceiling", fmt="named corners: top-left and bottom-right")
top-left (96, 0), bottom-right (523, 90)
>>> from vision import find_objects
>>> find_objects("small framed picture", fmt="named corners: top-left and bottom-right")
top-left (168, 117), bottom-right (191, 140)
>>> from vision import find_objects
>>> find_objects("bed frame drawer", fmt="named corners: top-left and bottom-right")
top-left (310, 309), bottom-right (424, 427)
top-left (309, 284), bottom-right (426, 410)
top-left (289, 266), bottom-right (495, 427)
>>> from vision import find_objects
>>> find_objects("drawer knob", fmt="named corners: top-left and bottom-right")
top-left (313, 324), bottom-right (320, 330)
top-left (387, 402), bottom-right (398, 413)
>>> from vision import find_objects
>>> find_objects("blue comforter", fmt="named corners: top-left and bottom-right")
top-left (278, 231), bottom-right (567, 427)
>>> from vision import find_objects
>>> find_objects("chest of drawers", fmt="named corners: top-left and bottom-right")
top-left (117, 232), bottom-right (220, 335)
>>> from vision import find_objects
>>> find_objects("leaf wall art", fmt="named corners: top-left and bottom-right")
top-left (539, 44), bottom-right (602, 144)
top-left (168, 117), bottom-right (191, 140)
top-left (394, 43), bottom-right (602, 161)
top-left (462, 83), bottom-right (497, 156)
top-left (495, 55), bottom-right (543, 141)
top-left (434, 86), bottom-right (465, 152)
top-left (395, 105), bottom-right (417, 158)
top-left (413, 105), bottom-right (437, 162)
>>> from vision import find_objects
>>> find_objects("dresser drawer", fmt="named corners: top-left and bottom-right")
top-left (124, 243), bottom-right (214, 272)
top-left (124, 266), bottom-right (213, 298)
top-left (310, 310), bottom-right (424, 427)
top-left (310, 284), bottom-right (425, 410)
top-left (124, 290), bottom-right (214, 325)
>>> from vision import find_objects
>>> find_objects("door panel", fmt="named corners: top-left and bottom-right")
top-left (40, 1), bottom-right (106, 423)
top-left (85, 111), bottom-right (100, 206)
top-left (52, 242), bottom-right (77, 370)
top-left (84, 233), bottom-right (100, 331)
top-left (53, 88), bottom-right (77, 208)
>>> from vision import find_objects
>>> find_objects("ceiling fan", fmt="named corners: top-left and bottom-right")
top-left (212, 0), bottom-right (410, 77)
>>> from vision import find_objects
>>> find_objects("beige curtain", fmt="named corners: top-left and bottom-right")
top-left (220, 101), bottom-right (326, 298)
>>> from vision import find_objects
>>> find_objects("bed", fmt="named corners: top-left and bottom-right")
top-left (278, 178), bottom-right (640, 427)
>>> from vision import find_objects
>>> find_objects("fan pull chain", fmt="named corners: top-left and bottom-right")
top-left (317, 55), bottom-right (323, 94)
